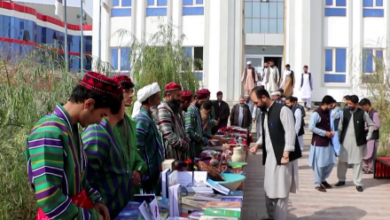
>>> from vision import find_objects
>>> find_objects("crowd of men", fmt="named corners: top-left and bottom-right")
top-left (23, 69), bottom-right (381, 220)
top-left (24, 72), bottom-right (233, 220)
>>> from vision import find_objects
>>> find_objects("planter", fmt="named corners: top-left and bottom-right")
top-left (374, 157), bottom-right (390, 179)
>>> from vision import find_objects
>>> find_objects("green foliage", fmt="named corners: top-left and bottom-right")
top-left (116, 22), bottom-right (200, 106)
top-left (361, 51), bottom-right (390, 156)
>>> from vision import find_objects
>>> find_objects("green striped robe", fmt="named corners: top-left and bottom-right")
top-left (185, 103), bottom-right (210, 159)
top-left (83, 118), bottom-right (133, 219)
top-left (134, 107), bottom-right (164, 194)
top-left (113, 114), bottom-right (147, 196)
top-left (24, 103), bottom-right (102, 220)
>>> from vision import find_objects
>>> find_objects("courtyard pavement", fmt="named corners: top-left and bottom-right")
top-left (241, 149), bottom-right (390, 220)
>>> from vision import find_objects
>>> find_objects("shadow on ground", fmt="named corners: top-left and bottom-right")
top-left (288, 206), bottom-right (367, 220)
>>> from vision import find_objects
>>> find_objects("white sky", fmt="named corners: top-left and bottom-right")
top-left (16, 0), bottom-right (94, 18)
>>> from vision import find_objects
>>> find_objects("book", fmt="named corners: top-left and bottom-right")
top-left (203, 201), bottom-right (241, 209)
top-left (114, 201), bottom-right (143, 220)
top-left (161, 168), bottom-right (170, 198)
top-left (169, 170), bottom-right (179, 187)
top-left (221, 198), bottom-right (242, 202)
top-left (169, 184), bottom-right (181, 217)
top-left (148, 198), bottom-right (160, 220)
top-left (186, 187), bottom-right (214, 194)
top-left (189, 210), bottom-right (204, 220)
top-left (203, 208), bottom-right (241, 218)
top-left (193, 193), bottom-right (223, 201)
top-left (139, 201), bottom-right (154, 220)
top-left (227, 191), bottom-right (243, 197)
top-left (199, 216), bottom-right (239, 220)
top-left (205, 179), bottom-right (229, 195)
top-left (181, 196), bottom-right (208, 209)
top-left (162, 159), bottom-right (175, 171)
top-left (133, 194), bottom-right (156, 204)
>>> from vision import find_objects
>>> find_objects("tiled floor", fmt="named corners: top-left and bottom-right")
top-left (241, 149), bottom-right (390, 220)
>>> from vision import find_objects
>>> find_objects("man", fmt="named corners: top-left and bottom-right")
top-left (329, 98), bottom-right (342, 156)
top-left (185, 90), bottom-right (211, 159)
top-left (180, 90), bottom-right (193, 112)
top-left (271, 90), bottom-right (284, 104)
top-left (342, 95), bottom-right (350, 109)
top-left (308, 95), bottom-right (337, 192)
top-left (300, 65), bottom-right (313, 110)
top-left (111, 75), bottom-right (147, 197)
top-left (336, 95), bottom-right (374, 192)
top-left (157, 82), bottom-right (190, 161)
top-left (212, 91), bottom-right (230, 134)
top-left (134, 82), bottom-right (163, 194)
top-left (250, 87), bottom-right (301, 220)
top-left (259, 61), bottom-right (269, 87)
top-left (83, 78), bottom-right (131, 218)
top-left (242, 61), bottom-right (258, 95)
top-left (359, 98), bottom-right (381, 174)
top-left (264, 60), bottom-right (279, 93)
top-left (25, 71), bottom-right (116, 220)
top-left (285, 96), bottom-right (305, 151)
top-left (279, 64), bottom-right (295, 97)
top-left (201, 100), bottom-right (214, 132)
top-left (230, 96), bottom-right (252, 130)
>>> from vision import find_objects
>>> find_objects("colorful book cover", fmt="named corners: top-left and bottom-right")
top-left (189, 210), bottom-right (204, 219)
top-left (203, 208), bottom-right (241, 218)
top-left (221, 198), bottom-right (242, 202)
top-left (114, 201), bottom-right (143, 220)
top-left (205, 179), bottom-right (229, 195)
top-left (203, 201), bottom-right (241, 209)
top-left (227, 191), bottom-right (243, 196)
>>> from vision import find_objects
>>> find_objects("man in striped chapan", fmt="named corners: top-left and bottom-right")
top-left (157, 82), bottom-right (190, 161)
top-left (24, 71), bottom-right (119, 220)
top-left (111, 75), bottom-right (147, 197)
top-left (82, 74), bottom-right (142, 219)
top-left (134, 82), bottom-right (164, 194)
top-left (185, 89), bottom-right (212, 159)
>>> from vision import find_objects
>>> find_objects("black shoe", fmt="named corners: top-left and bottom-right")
top-left (356, 186), bottom-right (363, 192)
top-left (315, 185), bottom-right (327, 192)
top-left (322, 181), bottom-right (333, 189)
top-left (335, 181), bottom-right (345, 187)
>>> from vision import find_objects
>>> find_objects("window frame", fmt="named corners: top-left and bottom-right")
top-left (244, 0), bottom-right (284, 34)
top-left (110, 47), bottom-right (131, 72)
top-left (183, 46), bottom-right (204, 81)
top-left (112, 0), bottom-right (132, 7)
top-left (362, 0), bottom-right (383, 8)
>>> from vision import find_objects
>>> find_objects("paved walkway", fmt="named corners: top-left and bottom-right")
top-left (241, 150), bottom-right (390, 220)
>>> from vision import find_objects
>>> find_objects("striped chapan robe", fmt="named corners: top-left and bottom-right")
top-left (135, 107), bottom-right (164, 194)
top-left (185, 103), bottom-right (210, 159)
top-left (82, 118), bottom-right (133, 219)
top-left (157, 100), bottom-right (190, 161)
top-left (24, 103), bottom-right (102, 220)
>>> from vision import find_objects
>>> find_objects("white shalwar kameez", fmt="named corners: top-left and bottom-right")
top-left (256, 105), bottom-right (299, 220)
top-left (300, 73), bottom-right (312, 109)
top-left (265, 66), bottom-right (280, 93)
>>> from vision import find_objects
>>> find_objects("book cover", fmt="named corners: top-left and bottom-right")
top-left (134, 194), bottom-right (156, 204)
top-left (193, 193), bottom-right (222, 201)
top-left (205, 179), bottom-right (229, 195)
top-left (227, 191), bottom-right (243, 197)
top-left (221, 198), bottom-right (242, 202)
top-left (189, 210), bottom-right (204, 220)
top-left (148, 198), bottom-right (160, 220)
top-left (139, 201), bottom-right (154, 220)
top-left (203, 201), bottom-right (241, 209)
top-left (203, 208), bottom-right (241, 218)
top-left (199, 216), bottom-right (238, 220)
top-left (114, 201), bottom-right (143, 220)
top-left (161, 169), bottom-right (170, 198)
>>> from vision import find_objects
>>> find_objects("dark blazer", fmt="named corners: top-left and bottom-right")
top-left (230, 104), bottom-right (252, 129)
top-left (212, 100), bottom-right (230, 134)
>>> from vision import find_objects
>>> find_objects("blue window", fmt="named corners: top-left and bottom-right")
top-left (363, 49), bottom-right (383, 72)
top-left (111, 48), bottom-right (119, 70)
top-left (324, 0), bottom-right (347, 16)
top-left (183, 0), bottom-right (204, 16)
top-left (147, 0), bottom-right (154, 5)
top-left (325, 48), bottom-right (347, 83)
top-left (113, 0), bottom-right (120, 6)
top-left (157, 0), bottom-right (167, 6)
top-left (147, 0), bottom-right (167, 16)
top-left (121, 47), bottom-right (131, 70)
top-left (363, 0), bottom-right (384, 17)
top-left (363, 0), bottom-right (373, 7)
top-left (111, 8), bottom-right (132, 17)
top-left (122, 0), bottom-right (132, 6)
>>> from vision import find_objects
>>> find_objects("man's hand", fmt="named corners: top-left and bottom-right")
top-left (132, 170), bottom-right (141, 186)
top-left (94, 202), bottom-right (110, 220)
top-left (281, 156), bottom-right (289, 165)
top-left (325, 131), bottom-right (334, 138)
top-left (250, 145), bottom-right (259, 155)
top-left (365, 127), bottom-right (369, 131)
top-left (252, 118), bottom-right (256, 122)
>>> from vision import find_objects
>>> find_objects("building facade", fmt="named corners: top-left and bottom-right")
top-left (94, 0), bottom-right (389, 102)
top-left (0, 1), bottom-right (93, 72)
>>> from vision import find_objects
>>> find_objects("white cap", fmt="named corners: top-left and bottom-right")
top-left (247, 61), bottom-right (251, 65)
top-left (271, 91), bottom-right (281, 96)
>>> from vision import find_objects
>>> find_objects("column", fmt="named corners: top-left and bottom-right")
top-left (293, 0), bottom-right (303, 97)
top-left (135, 0), bottom-right (146, 42)
top-left (233, 0), bottom-right (243, 101)
top-left (203, 0), bottom-right (212, 88)
top-left (309, 0), bottom-right (323, 90)
top-left (351, 0), bottom-right (363, 89)
top-left (226, 0), bottom-right (235, 101)
top-left (171, 0), bottom-right (182, 41)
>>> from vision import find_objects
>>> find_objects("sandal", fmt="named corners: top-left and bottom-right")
top-left (315, 186), bottom-right (327, 192)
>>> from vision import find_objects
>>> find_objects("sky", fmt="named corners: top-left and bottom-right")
top-left (16, 0), bottom-right (94, 18)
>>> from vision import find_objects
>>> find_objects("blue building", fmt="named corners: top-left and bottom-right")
top-left (0, 1), bottom-right (93, 72)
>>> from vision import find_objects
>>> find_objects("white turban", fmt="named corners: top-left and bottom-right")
top-left (270, 91), bottom-right (281, 96)
top-left (247, 61), bottom-right (251, 65)
top-left (131, 82), bottom-right (161, 118)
